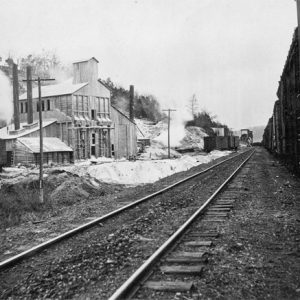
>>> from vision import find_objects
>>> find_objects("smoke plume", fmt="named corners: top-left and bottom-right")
top-left (0, 70), bottom-right (13, 122)
top-left (155, 101), bottom-right (192, 147)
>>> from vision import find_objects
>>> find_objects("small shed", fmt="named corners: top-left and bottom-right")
top-left (15, 137), bottom-right (73, 165)
top-left (110, 106), bottom-right (137, 159)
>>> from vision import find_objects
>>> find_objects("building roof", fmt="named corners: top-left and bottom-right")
top-left (19, 80), bottom-right (88, 100)
top-left (18, 137), bottom-right (73, 153)
top-left (0, 120), bottom-right (57, 140)
top-left (73, 57), bottom-right (99, 64)
top-left (111, 105), bottom-right (136, 125)
top-left (98, 79), bottom-right (112, 91)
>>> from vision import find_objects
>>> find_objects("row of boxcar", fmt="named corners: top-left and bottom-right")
top-left (204, 136), bottom-right (239, 152)
top-left (263, 28), bottom-right (300, 172)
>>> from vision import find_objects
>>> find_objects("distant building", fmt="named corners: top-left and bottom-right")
top-left (0, 57), bottom-right (137, 166)
top-left (211, 127), bottom-right (230, 136)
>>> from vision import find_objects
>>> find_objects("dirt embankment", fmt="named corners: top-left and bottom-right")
top-left (0, 168), bottom-right (120, 228)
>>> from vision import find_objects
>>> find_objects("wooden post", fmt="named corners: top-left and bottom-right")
top-left (108, 128), bottom-right (112, 157)
top-left (26, 66), bottom-right (33, 124)
top-left (23, 76), bottom-right (55, 203)
top-left (129, 85), bottom-right (134, 121)
top-left (12, 63), bottom-right (20, 130)
top-left (162, 109), bottom-right (176, 159)
top-left (38, 78), bottom-right (44, 203)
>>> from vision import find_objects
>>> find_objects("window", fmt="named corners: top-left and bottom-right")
top-left (92, 133), bottom-right (96, 144)
top-left (20, 103), bottom-right (23, 113)
top-left (111, 144), bottom-right (115, 156)
top-left (25, 102), bottom-right (28, 113)
top-left (96, 97), bottom-right (100, 111)
top-left (47, 99), bottom-right (51, 111)
top-left (100, 98), bottom-right (104, 112)
top-left (42, 101), bottom-right (45, 111)
top-left (37, 102), bottom-right (40, 111)
top-left (91, 109), bottom-right (96, 120)
top-left (106, 98), bottom-right (110, 117)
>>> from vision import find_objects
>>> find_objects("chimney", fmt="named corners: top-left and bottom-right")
top-left (26, 66), bottom-right (33, 124)
top-left (12, 63), bottom-right (20, 130)
top-left (129, 85), bottom-right (134, 121)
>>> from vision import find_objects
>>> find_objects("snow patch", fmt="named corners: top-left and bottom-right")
top-left (63, 150), bottom-right (232, 185)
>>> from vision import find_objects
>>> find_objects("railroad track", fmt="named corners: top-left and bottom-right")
top-left (0, 150), bottom-right (252, 272)
top-left (109, 148), bottom-right (255, 300)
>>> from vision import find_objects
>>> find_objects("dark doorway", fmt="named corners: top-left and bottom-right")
top-left (6, 151), bottom-right (13, 166)
top-left (91, 145), bottom-right (96, 156)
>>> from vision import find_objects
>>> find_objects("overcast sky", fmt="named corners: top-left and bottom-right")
top-left (0, 0), bottom-right (297, 129)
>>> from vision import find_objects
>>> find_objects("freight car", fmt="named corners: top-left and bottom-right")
top-left (263, 28), bottom-right (300, 172)
top-left (204, 136), bottom-right (239, 152)
top-left (240, 129), bottom-right (253, 145)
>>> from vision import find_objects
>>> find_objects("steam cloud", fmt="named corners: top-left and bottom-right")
top-left (155, 101), bottom-right (192, 147)
top-left (0, 70), bottom-right (13, 122)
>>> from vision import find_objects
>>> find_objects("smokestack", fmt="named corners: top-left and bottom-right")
top-left (129, 85), bottom-right (134, 121)
top-left (12, 63), bottom-right (20, 130)
top-left (26, 66), bottom-right (33, 124)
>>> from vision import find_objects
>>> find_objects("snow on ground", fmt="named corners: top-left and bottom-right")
top-left (139, 140), bottom-right (181, 160)
top-left (63, 150), bottom-right (232, 185)
top-left (0, 119), bottom-right (224, 187)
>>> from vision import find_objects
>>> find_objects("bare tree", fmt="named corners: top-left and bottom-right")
top-left (187, 94), bottom-right (199, 117)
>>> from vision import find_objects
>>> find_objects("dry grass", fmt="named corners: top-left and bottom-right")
top-left (0, 172), bottom-right (111, 228)
top-left (0, 181), bottom-right (53, 228)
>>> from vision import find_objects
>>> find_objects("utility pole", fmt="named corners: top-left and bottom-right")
top-left (162, 109), bottom-right (176, 159)
top-left (23, 76), bottom-right (55, 203)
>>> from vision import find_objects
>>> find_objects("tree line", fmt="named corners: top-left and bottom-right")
top-left (102, 78), bottom-right (165, 122)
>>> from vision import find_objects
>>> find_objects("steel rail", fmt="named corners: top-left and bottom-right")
top-left (109, 149), bottom-right (255, 300)
top-left (0, 149), bottom-right (252, 271)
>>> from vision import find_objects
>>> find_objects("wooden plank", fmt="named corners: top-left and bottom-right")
top-left (215, 200), bottom-right (235, 203)
top-left (165, 257), bottom-right (205, 263)
top-left (165, 251), bottom-right (206, 263)
top-left (144, 281), bottom-right (195, 292)
top-left (188, 232), bottom-right (219, 238)
top-left (208, 208), bottom-right (231, 211)
top-left (185, 241), bottom-right (212, 247)
top-left (171, 251), bottom-right (206, 258)
top-left (165, 256), bottom-right (206, 263)
top-left (160, 265), bottom-right (203, 275)
top-left (203, 219), bottom-right (226, 222)
top-left (206, 213), bottom-right (228, 217)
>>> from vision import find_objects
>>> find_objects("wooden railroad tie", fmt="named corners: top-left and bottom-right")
top-left (144, 281), bottom-right (195, 292)
top-left (160, 265), bottom-right (203, 275)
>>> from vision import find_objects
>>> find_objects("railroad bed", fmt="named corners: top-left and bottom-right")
top-left (109, 150), bottom-right (254, 299)
top-left (1, 148), bottom-right (300, 299)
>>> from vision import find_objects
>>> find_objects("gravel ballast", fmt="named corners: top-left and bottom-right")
top-left (0, 152), bottom-right (250, 299)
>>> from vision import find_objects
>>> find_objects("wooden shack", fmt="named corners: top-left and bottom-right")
top-left (0, 120), bottom-right (73, 166)
top-left (111, 106), bottom-right (137, 159)
top-left (14, 137), bottom-right (73, 165)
